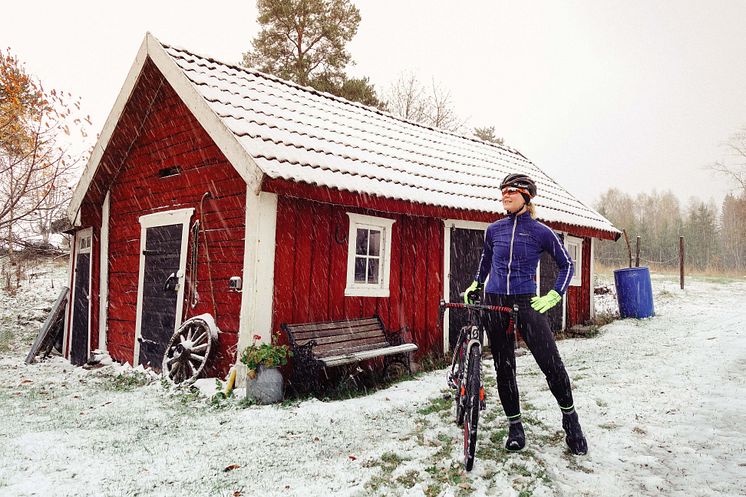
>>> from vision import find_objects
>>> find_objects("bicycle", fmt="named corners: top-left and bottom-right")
top-left (440, 295), bottom-right (518, 471)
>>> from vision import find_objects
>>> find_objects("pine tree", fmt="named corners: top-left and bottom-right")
top-left (243, 0), bottom-right (381, 107)
top-left (473, 126), bottom-right (504, 145)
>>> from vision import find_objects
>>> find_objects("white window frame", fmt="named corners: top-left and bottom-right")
top-left (564, 235), bottom-right (583, 287)
top-left (345, 212), bottom-right (395, 298)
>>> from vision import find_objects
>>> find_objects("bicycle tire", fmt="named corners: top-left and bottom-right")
top-left (454, 333), bottom-right (468, 426)
top-left (463, 344), bottom-right (481, 471)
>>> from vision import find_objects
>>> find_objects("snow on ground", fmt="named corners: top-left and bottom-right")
top-left (1, 263), bottom-right (745, 497)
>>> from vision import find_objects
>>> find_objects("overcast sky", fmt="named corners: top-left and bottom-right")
top-left (4, 0), bottom-right (745, 208)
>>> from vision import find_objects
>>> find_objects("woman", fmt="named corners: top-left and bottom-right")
top-left (464, 173), bottom-right (588, 455)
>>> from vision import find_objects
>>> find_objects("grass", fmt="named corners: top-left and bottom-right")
top-left (0, 327), bottom-right (11, 352)
top-left (418, 394), bottom-right (452, 416)
top-left (363, 451), bottom-right (409, 493)
top-left (104, 371), bottom-right (153, 392)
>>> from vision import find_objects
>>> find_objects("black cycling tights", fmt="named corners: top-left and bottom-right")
top-left (483, 293), bottom-right (574, 419)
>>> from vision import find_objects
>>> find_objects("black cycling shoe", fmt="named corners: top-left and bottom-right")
top-left (562, 411), bottom-right (588, 455)
top-left (505, 421), bottom-right (526, 451)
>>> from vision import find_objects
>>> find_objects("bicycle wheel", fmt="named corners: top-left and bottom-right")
top-left (454, 333), bottom-right (467, 426)
top-left (463, 344), bottom-right (481, 471)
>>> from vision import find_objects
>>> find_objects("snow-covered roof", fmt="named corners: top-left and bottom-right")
top-left (69, 34), bottom-right (618, 236)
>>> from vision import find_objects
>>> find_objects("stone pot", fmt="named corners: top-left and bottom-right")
top-left (246, 365), bottom-right (284, 404)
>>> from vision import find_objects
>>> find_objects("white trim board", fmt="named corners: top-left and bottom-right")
top-left (67, 32), bottom-right (264, 224)
top-left (236, 191), bottom-right (278, 385)
top-left (132, 208), bottom-right (194, 366)
top-left (98, 192), bottom-right (110, 352)
top-left (238, 191), bottom-right (278, 350)
top-left (589, 237), bottom-right (595, 321)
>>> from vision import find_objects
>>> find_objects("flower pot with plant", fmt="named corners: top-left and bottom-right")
top-left (240, 333), bottom-right (292, 404)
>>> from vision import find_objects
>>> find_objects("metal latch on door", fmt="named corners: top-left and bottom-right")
top-left (164, 272), bottom-right (180, 292)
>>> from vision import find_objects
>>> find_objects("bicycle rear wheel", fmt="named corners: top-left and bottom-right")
top-left (463, 344), bottom-right (481, 471)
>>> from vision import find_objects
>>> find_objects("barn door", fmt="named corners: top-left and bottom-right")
top-left (539, 232), bottom-right (565, 332)
top-left (134, 209), bottom-right (193, 369)
top-left (70, 230), bottom-right (92, 366)
top-left (448, 226), bottom-right (486, 350)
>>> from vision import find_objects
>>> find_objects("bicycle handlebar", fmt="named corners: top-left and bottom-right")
top-left (440, 300), bottom-right (514, 314)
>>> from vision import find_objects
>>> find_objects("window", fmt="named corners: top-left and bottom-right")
top-left (564, 235), bottom-right (583, 287)
top-left (78, 234), bottom-right (92, 252)
top-left (345, 213), bottom-right (395, 297)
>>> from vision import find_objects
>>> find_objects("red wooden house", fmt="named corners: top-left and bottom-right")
top-left (63, 34), bottom-right (620, 378)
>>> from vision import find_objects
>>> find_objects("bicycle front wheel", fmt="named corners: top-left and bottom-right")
top-left (463, 344), bottom-right (481, 471)
top-left (454, 335), bottom-right (467, 426)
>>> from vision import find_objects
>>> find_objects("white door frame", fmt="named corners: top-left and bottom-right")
top-left (67, 227), bottom-right (93, 362)
top-left (442, 219), bottom-right (490, 353)
top-left (98, 192), bottom-right (110, 352)
top-left (132, 208), bottom-right (194, 366)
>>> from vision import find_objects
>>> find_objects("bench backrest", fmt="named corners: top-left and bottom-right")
top-left (283, 317), bottom-right (389, 358)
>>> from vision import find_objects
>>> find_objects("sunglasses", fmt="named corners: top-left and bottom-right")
top-left (501, 187), bottom-right (529, 197)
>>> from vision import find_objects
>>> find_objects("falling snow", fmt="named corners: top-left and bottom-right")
top-left (0, 261), bottom-right (744, 496)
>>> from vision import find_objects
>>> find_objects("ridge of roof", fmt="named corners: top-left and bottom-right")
top-left (161, 42), bottom-right (530, 159)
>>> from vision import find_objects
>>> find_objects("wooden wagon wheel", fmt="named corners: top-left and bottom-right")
top-left (162, 316), bottom-right (217, 385)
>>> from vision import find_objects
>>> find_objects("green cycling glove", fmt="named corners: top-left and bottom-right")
top-left (463, 280), bottom-right (483, 303)
top-left (531, 290), bottom-right (562, 313)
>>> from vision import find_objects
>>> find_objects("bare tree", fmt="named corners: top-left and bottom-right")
top-left (384, 72), bottom-right (463, 132)
top-left (1, 48), bottom-right (87, 290)
top-left (711, 125), bottom-right (746, 194)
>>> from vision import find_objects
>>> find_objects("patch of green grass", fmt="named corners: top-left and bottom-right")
top-left (424, 461), bottom-right (470, 495)
top-left (396, 470), bottom-right (420, 489)
top-left (418, 395), bottom-right (452, 416)
top-left (0, 328), bottom-right (12, 352)
top-left (364, 451), bottom-right (409, 493)
top-left (433, 432), bottom-right (455, 459)
top-left (103, 372), bottom-right (152, 392)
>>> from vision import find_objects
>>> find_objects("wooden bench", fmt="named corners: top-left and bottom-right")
top-left (281, 316), bottom-right (418, 392)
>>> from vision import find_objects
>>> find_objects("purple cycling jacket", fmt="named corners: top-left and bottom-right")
top-left (475, 210), bottom-right (574, 295)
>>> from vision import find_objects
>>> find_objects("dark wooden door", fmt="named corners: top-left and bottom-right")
top-left (539, 233), bottom-right (564, 332)
top-left (138, 224), bottom-right (183, 369)
top-left (448, 227), bottom-right (485, 350)
top-left (71, 252), bottom-right (90, 366)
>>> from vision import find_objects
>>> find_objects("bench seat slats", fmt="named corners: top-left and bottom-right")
top-left (314, 340), bottom-right (391, 357)
top-left (293, 324), bottom-right (383, 341)
top-left (286, 318), bottom-right (380, 334)
top-left (295, 329), bottom-right (387, 347)
top-left (321, 344), bottom-right (419, 367)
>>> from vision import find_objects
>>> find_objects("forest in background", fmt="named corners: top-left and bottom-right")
top-left (594, 185), bottom-right (746, 274)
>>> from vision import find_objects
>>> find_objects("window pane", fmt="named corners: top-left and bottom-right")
top-left (356, 229), bottom-right (368, 255)
top-left (354, 257), bottom-right (367, 282)
top-left (368, 258), bottom-right (379, 284)
top-left (369, 230), bottom-right (381, 256)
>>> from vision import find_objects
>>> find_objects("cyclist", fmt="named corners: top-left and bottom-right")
top-left (463, 173), bottom-right (588, 455)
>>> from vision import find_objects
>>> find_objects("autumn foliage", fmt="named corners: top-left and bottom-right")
top-left (0, 48), bottom-right (89, 289)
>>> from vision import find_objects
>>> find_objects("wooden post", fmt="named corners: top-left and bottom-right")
top-left (679, 236), bottom-right (685, 290)
top-left (635, 236), bottom-right (641, 267)
top-left (622, 229), bottom-right (633, 268)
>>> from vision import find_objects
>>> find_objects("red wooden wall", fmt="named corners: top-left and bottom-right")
top-left (271, 196), bottom-right (445, 357)
top-left (77, 59), bottom-right (245, 375)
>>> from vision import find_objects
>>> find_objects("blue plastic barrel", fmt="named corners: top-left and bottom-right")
top-left (613, 267), bottom-right (655, 319)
